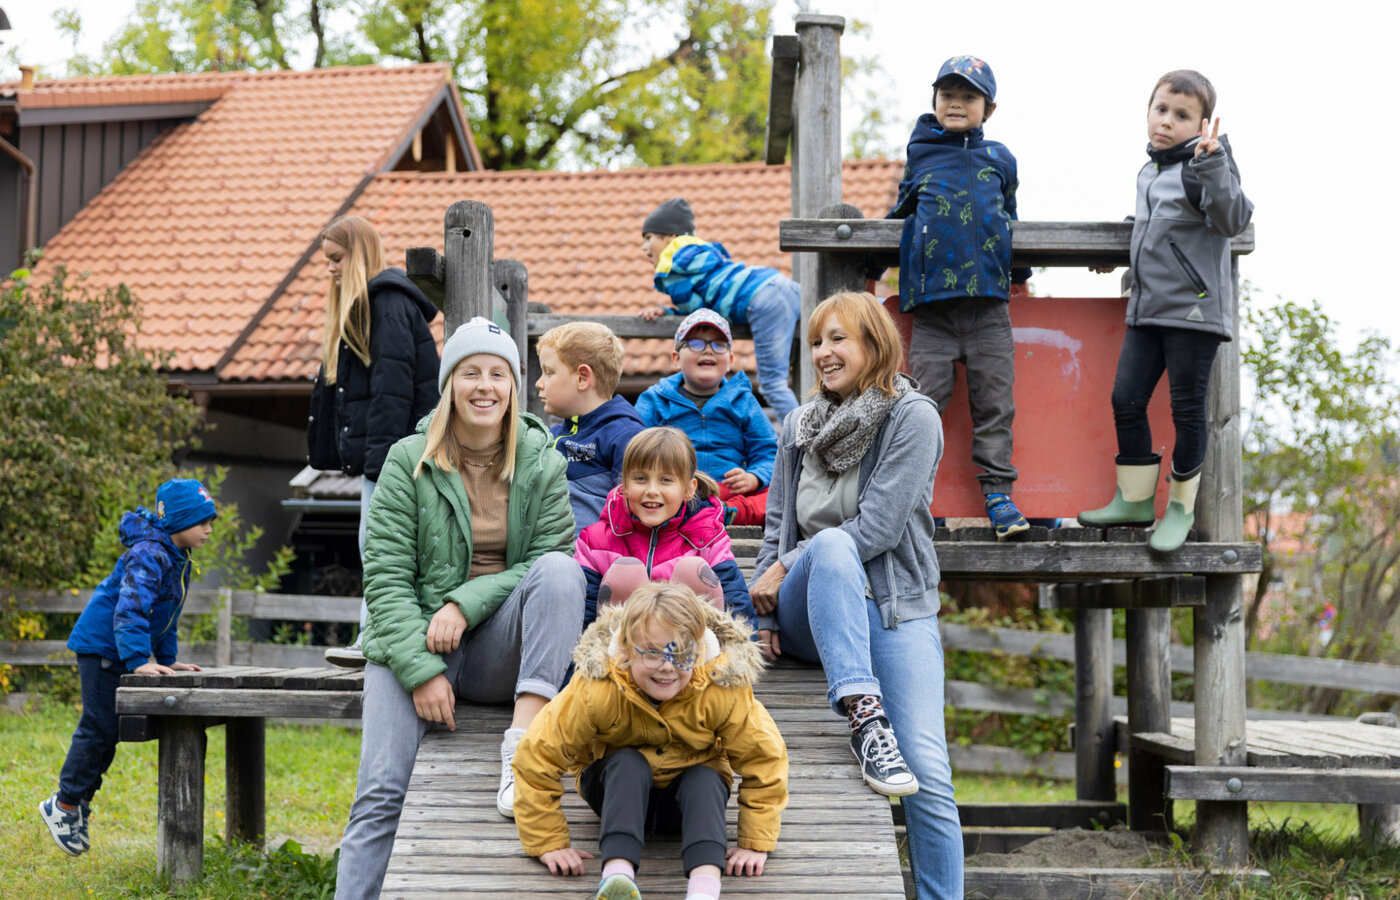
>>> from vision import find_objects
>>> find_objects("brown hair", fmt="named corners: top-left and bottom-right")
top-left (807, 291), bottom-right (905, 398)
top-left (415, 357), bottom-right (520, 483)
top-left (620, 427), bottom-right (719, 500)
top-left (615, 582), bottom-right (708, 668)
top-left (1149, 70), bottom-right (1216, 122)
top-left (320, 215), bottom-right (386, 381)
top-left (537, 322), bottom-right (625, 397)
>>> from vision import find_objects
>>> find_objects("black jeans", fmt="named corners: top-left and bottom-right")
top-left (578, 748), bottom-right (730, 875)
top-left (1111, 325), bottom-right (1221, 476)
top-left (58, 654), bottom-right (123, 806)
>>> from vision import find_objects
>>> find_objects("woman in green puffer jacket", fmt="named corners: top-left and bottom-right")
top-left (334, 318), bottom-right (584, 900)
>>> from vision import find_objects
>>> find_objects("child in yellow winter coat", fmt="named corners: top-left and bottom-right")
top-left (512, 583), bottom-right (789, 900)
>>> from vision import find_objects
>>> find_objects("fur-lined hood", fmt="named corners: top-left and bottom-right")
top-left (572, 602), bottom-right (766, 690)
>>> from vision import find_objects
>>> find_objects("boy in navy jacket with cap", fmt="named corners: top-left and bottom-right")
top-left (877, 54), bottom-right (1032, 540)
top-left (39, 478), bottom-right (217, 857)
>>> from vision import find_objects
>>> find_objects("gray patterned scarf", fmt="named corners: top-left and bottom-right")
top-left (796, 374), bottom-right (914, 475)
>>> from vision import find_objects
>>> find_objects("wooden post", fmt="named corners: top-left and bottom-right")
top-left (791, 14), bottom-right (844, 399)
top-left (225, 717), bottom-right (266, 847)
top-left (156, 717), bottom-right (205, 884)
top-left (1126, 603), bottom-right (1173, 832)
top-left (443, 201), bottom-right (494, 335)
top-left (215, 586), bottom-right (232, 668)
top-left (492, 258), bottom-right (529, 380)
top-left (1074, 603), bottom-right (1115, 802)
top-left (1194, 254), bottom-right (1249, 863)
top-left (815, 203), bottom-right (867, 299)
top-left (1359, 714), bottom-right (1400, 845)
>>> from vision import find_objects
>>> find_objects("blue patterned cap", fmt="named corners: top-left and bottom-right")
top-left (933, 55), bottom-right (996, 103)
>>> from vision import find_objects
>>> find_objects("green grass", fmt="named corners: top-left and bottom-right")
top-left (2, 697), bottom-right (357, 899)
top-left (4, 700), bottom-right (1396, 898)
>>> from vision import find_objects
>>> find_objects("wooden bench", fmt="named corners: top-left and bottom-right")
top-left (114, 665), bottom-right (364, 883)
top-left (1125, 714), bottom-right (1400, 843)
top-left (382, 662), bottom-right (905, 898)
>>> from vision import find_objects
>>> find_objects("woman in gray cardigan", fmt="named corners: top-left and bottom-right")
top-left (750, 291), bottom-right (960, 900)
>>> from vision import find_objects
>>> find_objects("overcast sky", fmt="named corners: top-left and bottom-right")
top-left (9, 0), bottom-right (1398, 352)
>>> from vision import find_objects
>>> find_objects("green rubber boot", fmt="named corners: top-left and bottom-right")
top-left (1149, 470), bottom-right (1201, 554)
top-left (1077, 459), bottom-right (1161, 527)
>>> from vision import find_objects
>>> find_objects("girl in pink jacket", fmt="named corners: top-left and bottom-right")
top-left (576, 427), bottom-right (755, 627)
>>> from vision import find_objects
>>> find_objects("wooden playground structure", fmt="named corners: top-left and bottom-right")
top-left (15, 10), bottom-right (1392, 899)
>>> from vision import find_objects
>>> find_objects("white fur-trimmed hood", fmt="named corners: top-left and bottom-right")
top-left (572, 603), bottom-right (766, 689)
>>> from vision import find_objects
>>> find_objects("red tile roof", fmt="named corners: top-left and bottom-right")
top-left (0, 70), bottom-right (239, 109)
top-left (29, 64), bottom-right (465, 370)
top-left (225, 159), bottom-right (902, 381)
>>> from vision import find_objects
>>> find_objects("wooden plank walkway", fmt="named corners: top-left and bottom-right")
top-left (382, 663), bottom-right (905, 898)
top-left (1126, 717), bottom-right (1400, 769)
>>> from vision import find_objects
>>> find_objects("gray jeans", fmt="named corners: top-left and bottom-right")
top-left (909, 297), bottom-right (1017, 494)
top-left (333, 551), bottom-right (584, 900)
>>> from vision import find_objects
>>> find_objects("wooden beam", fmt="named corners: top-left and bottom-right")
top-left (933, 541), bottom-right (1262, 578)
top-left (443, 200), bottom-right (494, 334)
top-left (1043, 576), bottom-right (1206, 608)
top-left (1166, 766), bottom-right (1400, 803)
top-left (405, 246), bottom-right (447, 312)
top-left (225, 718), bottom-right (265, 847)
top-left (491, 259), bottom-right (529, 385)
top-left (1074, 608), bottom-right (1116, 801)
top-left (156, 717), bottom-right (205, 884)
top-left (764, 35), bottom-right (800, 165)
top-left (1127, 607), bottom-right (1174, 832)
top-left (779, 218), bottom-right (1256, 263)
top-left (527, 313), bottom-right (752, 341)
top-left (952, 800), bottom-right (1125, 829)
top-left (116, 687), bottom-right (363, 719)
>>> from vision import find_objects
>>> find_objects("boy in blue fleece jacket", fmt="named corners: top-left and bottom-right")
top-left (535, 322), bottom-right (645, 533)
top-left (636, 309), bottom-right (777, 526)
top-left (638, 197), bottom-right (803, 421)
top-left (879, 54), bottom-right (1032, 541)
top-left (40, 478), bottom-right (217, 857)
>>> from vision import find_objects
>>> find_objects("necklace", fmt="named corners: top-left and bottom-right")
top-left (462, 457), bottom-right (496, 469)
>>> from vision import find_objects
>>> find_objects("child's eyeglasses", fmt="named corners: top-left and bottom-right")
top-left (632, 640), bottom-right (699, 671)
top-left (678, 338), bottom-right (730, 354)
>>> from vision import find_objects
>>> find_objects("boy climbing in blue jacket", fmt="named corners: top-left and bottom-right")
top-left (40, 478), bottom-right (217, 857)
top-left (878, 54), bottom-right (1032, 540)
top-left (639, 197), bottom-right (803, 421)
top-left (636, 309), bottom-right (778, 526)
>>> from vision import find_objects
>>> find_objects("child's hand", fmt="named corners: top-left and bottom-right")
top-left (426, 601), bottom-right (468, 654)
top-left (412, 674), bottom-right (457, 730)
top-left (756, 629), bottom-right (781, 663)
top-left (133, 662), bottom-right (176, 676)
top-left (725, 846), bottom-right (768, 876)
top-left (638, 305), bottom-right (669, 321)
top-left (1089, 266), bottom-right (1116, 274)
top-left (1194, 117), bottom-right (1222, 158)
top-left (171, 661), bottom-right (202, 672)
top-left (540, 847), bottom-right (594, 875)
top-left (722, 468), bottom-right (759, 495)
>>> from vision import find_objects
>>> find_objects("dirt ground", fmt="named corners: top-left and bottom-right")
top-left (966, 826), bottom-right (1172, 868)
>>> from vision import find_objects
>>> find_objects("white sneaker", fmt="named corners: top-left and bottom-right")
top-left (497, 728), bottom-right (526, 819)
top-left (324, 640), bottom-right (366, 668)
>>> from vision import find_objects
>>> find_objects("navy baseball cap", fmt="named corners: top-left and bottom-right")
top-left (933, 55), bottom-right (996, 103)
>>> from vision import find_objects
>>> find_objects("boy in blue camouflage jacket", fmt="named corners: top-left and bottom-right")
top-left (879, 54), bottom-right (1032, 539)
top-left (639, 197), bottom-right (803, 421)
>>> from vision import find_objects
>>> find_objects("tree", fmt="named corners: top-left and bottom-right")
top-left (0, 263), bottom-right (202, 587)
top-left (1241, 293), bottom-right (1400, 706)
top-left (65, 0), bottom-right (783, 170)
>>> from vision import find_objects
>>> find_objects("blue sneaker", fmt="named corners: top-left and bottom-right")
top-left (985, 493), bottom-right (1029, 541)
top-left (39, 793), bottom-right (87, 856)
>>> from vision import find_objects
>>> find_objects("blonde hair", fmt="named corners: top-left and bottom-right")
top-left (621, 427), bottom-right (719, 500)
top-left (415, 357), bottom-right (519, 482)
top-left (807, 291), bottom-right (904, 398)
top-left (320, 216), bottom-right (386, 382)
top-left (615, 582), bottom-right (708, 668)
top-left (537, 322), bottom-right (625, 397)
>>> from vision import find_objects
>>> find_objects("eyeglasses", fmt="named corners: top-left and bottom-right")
top-left (678, 338), bottom-right (730, 354)
top-left (632, 640), bottom-right (699, 671)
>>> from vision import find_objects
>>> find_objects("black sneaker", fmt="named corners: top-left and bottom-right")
top-left (850, 716), bottom-right (919, 797)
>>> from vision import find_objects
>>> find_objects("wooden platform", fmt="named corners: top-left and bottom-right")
top-left (381, 663), bottom-right (905, 898)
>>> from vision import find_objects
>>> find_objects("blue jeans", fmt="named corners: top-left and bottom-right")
top-left (775, 529), bottom-right (962, 899)
top-left (744, 275), bottom-right (802, 421)
top-left (356, 476), bottom-right (377, 630)
top-left (1111, 326), bottom-right (1221, 475)
top-left (57, 654), bottom-right (123, 806)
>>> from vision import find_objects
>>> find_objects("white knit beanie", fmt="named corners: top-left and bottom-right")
top-left (439, 317), bottom-right (521, 392)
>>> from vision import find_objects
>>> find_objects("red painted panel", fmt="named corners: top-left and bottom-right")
top-left (882, 294), bottom-right (1174, 519)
